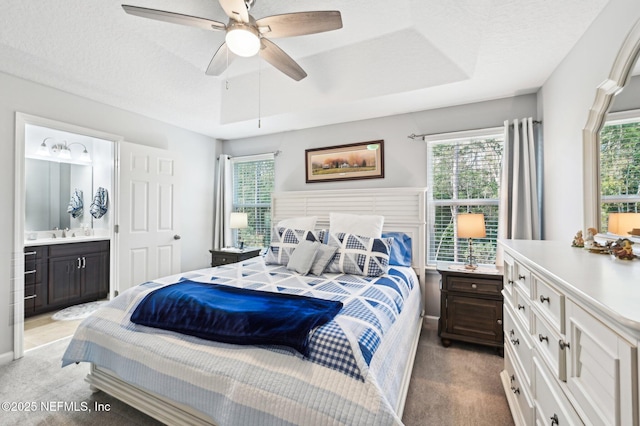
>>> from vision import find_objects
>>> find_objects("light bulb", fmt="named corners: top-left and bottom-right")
top-left (225, 25), bottom-right (260, 57)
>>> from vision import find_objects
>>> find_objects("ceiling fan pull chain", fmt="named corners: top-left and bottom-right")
top-left (225, 47), bottom-right (230, 90)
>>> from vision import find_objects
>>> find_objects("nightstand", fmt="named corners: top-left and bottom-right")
top-left (437, 262), bottom-right (504, 355)
top-left (209, 248), bottom-right (262, 267)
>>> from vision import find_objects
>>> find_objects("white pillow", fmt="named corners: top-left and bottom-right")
top-left (277, 216), bottom-right (318, 231)
top-left (329, 212), bottom-right (384, 238)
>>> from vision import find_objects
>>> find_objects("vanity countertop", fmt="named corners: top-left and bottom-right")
top-left (25, 235), bottom-right (111, 247)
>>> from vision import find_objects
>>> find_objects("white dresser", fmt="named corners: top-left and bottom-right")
top-left (500, 239), bottom-right (640, 426)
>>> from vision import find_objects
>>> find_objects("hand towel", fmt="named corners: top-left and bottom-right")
top-left (67, 189), bottom-right (84, 218)
top-left (90, 187), bottom-right (108, 219)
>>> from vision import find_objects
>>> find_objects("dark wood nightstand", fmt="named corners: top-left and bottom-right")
top-left (437, 262), bottom-right (504, 355)
top-left (209, 248), bottom-right (262, 267)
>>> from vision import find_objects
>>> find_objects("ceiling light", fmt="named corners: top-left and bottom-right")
top-left (225, 24), bottom-right (261, 57)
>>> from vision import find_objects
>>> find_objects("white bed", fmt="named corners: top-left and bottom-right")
top-left (62, 187), bottom-right (427, 425)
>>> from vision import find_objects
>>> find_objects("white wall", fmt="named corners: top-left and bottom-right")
top-left (223, 94), bottom-right (538, 317)
top-left (540, 0), bottom-right (640, 241)
top-left (0, 71), bottom-right (220, 359)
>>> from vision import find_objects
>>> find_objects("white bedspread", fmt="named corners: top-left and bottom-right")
top-left (62, 258), bottom-right (422, 425)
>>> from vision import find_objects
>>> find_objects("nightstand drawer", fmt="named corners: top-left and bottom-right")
top-left (211, 255), bottom-right (234, 266)
top-left (446, 276), bottom-right (502, 296)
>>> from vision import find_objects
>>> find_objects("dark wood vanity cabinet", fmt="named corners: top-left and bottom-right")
top-left (24, 240), bottom-right (109, 317)
top-left (24, 246), bottom-right (48, 316)
top-left (48, 241), bottom-right (110, 309)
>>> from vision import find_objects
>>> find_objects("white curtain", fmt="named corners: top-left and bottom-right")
top-left (213, 154), bottom-right (232, 249)
top-left (498, 118), bottom-right (542, 250)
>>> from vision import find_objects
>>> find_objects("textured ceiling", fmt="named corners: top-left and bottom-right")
top-left (0, 0), bottom-right (611, 140)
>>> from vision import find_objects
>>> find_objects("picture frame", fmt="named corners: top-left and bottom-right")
top-left (305, 140), bottom-right (385, 183)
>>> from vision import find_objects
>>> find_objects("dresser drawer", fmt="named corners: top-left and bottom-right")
top-left (513, 286), bottom-right (532, 334)
top-left (533, 275), bottom-right (565, 333)
top-left (504, 344), bottom-right (534, 426)
top-left (532, 312), bottom-right (566, 381)
top-left (533, 356), bottom-right (582, 426)
top-left (445, 276), bottom-right (502, 296)
top-left (513, 261), bottom-right (531, 294)
top-left (505, 305), bottom-right (533, 387)
top-left (502, 254), bottom-right (515, 302)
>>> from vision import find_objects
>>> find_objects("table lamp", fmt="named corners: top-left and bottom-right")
top-left (608, 212), bottom-right (640, 236)
top-left (230, 212), bottom-right (248, 249)
top-left (457, 213), bottom-right (486, 270)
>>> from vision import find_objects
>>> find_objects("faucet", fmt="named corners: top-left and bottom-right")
top-left (62, 228), bottom-right (69, 238)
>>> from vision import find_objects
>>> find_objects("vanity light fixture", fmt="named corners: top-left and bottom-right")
top-left (37, 138), bottom-right (92, 163)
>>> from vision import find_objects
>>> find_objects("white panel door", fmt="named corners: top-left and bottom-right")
top-left (117, 142), bottom-right (180, 294)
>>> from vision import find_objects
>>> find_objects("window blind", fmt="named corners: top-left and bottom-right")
top-left (427, 133), bottom-right (503, 266)
top-left (231, 155), bottom-right (275, 248)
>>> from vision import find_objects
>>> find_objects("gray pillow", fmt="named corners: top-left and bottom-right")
top-left (286, 240), bottom-right (320, 275)
top-left (309, 244), bottom-right (338, 276)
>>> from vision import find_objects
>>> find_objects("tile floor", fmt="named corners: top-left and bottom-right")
top-left (24, 312), bottom-right (82, 351)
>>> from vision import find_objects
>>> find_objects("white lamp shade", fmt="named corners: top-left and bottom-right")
top-left (608, 212), bottom-right (640, 235)
top-left (225, 25), bottom-right (260, 57)
top-left (457, 213), bottom-right (486, 238)
top-left (230, 212), bottom-right (248, 229)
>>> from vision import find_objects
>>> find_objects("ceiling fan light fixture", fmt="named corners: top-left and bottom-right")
top-left (225, 24), bottom-right (260, 57)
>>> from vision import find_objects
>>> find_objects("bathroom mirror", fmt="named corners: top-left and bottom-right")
top-left (25, 158), bottom-right (93, 232)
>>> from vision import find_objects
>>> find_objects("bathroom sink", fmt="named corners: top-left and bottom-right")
top-left (25, 235), bottom-right (110, 246)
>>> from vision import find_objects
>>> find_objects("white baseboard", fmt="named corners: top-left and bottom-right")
top-left (0, 350), bottom-right (14, 365)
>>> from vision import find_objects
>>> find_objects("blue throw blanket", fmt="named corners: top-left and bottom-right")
top-left (130, 281), bottom-right (343, 356)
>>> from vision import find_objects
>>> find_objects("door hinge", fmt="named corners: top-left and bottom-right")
top-left (114, 224), bottom-right (119, 233)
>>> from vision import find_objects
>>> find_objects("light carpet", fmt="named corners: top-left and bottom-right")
top-left (0, 318), bottom-right (513, 425)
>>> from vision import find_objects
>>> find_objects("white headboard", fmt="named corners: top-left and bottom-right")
top-left (272, 187), bottom-right (427, 304)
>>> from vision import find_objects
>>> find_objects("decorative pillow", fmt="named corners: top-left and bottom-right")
top-left (277, 216), bottom-right (318, 231)
top-left (382, 232), bottom-right (412, 266)
top-left (287, 240), bottom-right (321, 275)
top-left (326, 232), bottom-right (391, 277)
top-left (264, 227), bottom-right (320, 265)
top-left (309, 244), bottom-right (339, 276)
top-left (329, 212), bottom-right (384, 238)
top-left (314, 229), bottom-right (328, 244)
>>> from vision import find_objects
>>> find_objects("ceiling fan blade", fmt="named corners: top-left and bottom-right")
top-left (257, 11), bottom-right (342, 38)
top-left (259, 38), bottom-right (307, 81)
top-left (122, 5), bottom-right (226, 31)
top-left (206, 43), bottom-right (237, 76)
top-left (218, 0), bottom-right (249, 23)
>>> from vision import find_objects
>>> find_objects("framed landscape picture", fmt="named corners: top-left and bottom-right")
top-left (305, 140), bottom-right (385, 183)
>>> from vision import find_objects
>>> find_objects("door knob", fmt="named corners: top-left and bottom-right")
top-left (174, 235), bottom-right (181, 240)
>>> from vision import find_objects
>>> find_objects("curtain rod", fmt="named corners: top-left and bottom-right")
top-left (217, 150), bottom-right (281, 160)
top-left (408, 120), bottom-right (542, 140)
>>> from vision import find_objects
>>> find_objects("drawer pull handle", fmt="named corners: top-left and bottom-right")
top-left (508, 279), bottom-right (514, 285)
top-left (518, 274), bottom-right (526, 280)
top-left (550, 414), bottom-right (559, 425)
top-left (496, 319), bottom-right (502, 325)
top-left (509, 374), bottom-right (515, 383)
top-left (540, 295), bottom-right (550, 304)
top-left (24, 270), bottom-right (37, 275)
top-left (24, 294), bottom-right (37, 300)
top-left (509, 329), bottom-right (515, 337)
top-left (511, 386), bottom-right (520, 395)
top-left (559, 340), bottom-right (571, 350)
top-left (24, 251), bottom-right (37, 256)
top-left (538, 334), bottom-right (549, 343)
top-left (517, 304), bottom-right (525, 311)
top-left (510, 338), bottom-right (520, 346)
top-left (471, 283), bottom-right (477, 289)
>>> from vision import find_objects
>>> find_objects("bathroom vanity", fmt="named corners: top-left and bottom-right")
top-left (24, 238), bottom-right (109, 317)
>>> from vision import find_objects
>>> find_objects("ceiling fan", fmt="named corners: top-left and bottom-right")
top-left (122, 0), bottom-right (343, 81)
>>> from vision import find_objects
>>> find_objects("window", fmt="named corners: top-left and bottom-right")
top-left (426, 128), bottom-right (504, 266)
top-left (231, 154), bottom-right (275, 248)
top-left (599, 110), bottom-right (640, 231)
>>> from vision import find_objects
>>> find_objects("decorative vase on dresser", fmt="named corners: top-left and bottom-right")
top-left (499, 239), bottom-right (639, 426)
